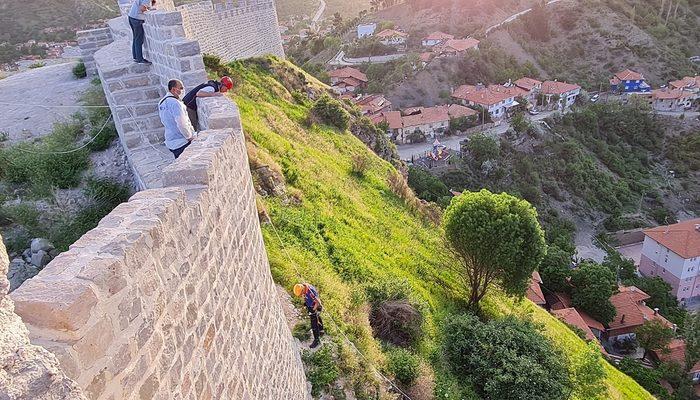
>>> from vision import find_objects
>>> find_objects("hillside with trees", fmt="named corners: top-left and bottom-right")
top-left (204, 55), bottom-right (655, 399)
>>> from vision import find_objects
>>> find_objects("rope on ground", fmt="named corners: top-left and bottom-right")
top-left (0, 101), bottom-right (112, 109)
top-left (10, 114), bottom-right (114, 155)
top-left (267, 220), bottom-right (414, 400)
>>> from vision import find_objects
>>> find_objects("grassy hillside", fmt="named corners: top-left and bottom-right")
top-left (220, 56), bottom-right (654, 399)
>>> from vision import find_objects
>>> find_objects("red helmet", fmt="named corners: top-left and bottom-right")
top-left (220, 76), bottom-right (234, 91)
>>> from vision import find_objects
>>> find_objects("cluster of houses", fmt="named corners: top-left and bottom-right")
top-left (452, 78), bottom-right (581, 119)
top-left (369, 103), bottom-right (478, 143)
top-left (355, 24), bottom-right (480, 63)
top-left (610, 68), bottom-right (699, 112)
top-left (527, 217), bottom-right (700, 387)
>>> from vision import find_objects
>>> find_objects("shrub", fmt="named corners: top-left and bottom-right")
top-left (370, 300), bottom-right (423, 347)
top-left (443, 314), bottom-right (571, 400)
top-left (0, 121), bottom-right (90, 194)
top-left (72, 62), bottom-right (87, 79)
top-left (292, 321), bottom-right (311, 341)
top-left (407, 167), bottom-right (451, 205)
top-left (465, 133), bottom-right (499, 165)
top-left (350, 154), bottom-right (371, 177)
top-left (386, 348), bottom-right (420, 385)
top-left (81, 84), bottom-right (117, 151)
top-left (28, 62), bottom-right (45, 69)
top-left (311, 94), bottom-right (350, 131)
top-left (301, 345), bottom-right (340, 397)
top-left (50, 178), bottom-right (130, 250)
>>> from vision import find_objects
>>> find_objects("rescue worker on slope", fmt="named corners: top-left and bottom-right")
top-left (294, 283), bottom-right (325, 348)
top-left (181, 76), bottom-right (234, 130)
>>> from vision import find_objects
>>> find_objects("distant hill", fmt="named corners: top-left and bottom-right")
top-left (0, 0), bottom-right (118, 44)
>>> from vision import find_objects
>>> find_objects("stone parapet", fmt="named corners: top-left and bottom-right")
top-left (76, 28), bottom-right (113, 76)
top-left (0, 236), bottom-right (87, 399)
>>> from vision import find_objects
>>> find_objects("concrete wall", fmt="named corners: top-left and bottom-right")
top-left (178, 0), bottom-right (284, 61)
top-left (7, 7), bottom-right (308, 400)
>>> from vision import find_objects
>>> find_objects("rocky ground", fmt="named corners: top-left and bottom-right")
top-left (0, 62), bottom-right (93, 144)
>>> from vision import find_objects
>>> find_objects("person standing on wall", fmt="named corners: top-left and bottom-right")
top-left (293, 283), bottom-right (325, 348)
top-left (159, 79), bottom-right (196, 159)
top-left (181, 77), bottom-right (234, 130)
top-left (128, 0), bottom-right (156, 64)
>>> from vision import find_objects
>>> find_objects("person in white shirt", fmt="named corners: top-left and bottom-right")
top-left (158, 79), bottom-right (195, 158)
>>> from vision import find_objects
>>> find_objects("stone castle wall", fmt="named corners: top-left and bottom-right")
top-left (178, 0), bottom-right (285, 61)
top-left (9, 6), bottom-right (308, 400)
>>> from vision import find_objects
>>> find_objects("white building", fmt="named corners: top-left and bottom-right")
top-left (451, 84), bottom-right (519, 120)
top-left (357, 23), bottom-right (377, 38)
top-left (540, 81), bottom-right (581, 110)
top-left (651, 88), bottom-right (695, 112)
top-left (376, 29), bottom-right (407, 46)
top-left (639, 218), bottom-right (700, 303)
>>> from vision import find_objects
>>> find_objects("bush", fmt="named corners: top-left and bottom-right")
top-left (443, 314), bottom-right (570, 400)
top-left (0, 121), bottom-right (90, 194)
top-left (301, 345), bottom-right (340, 397)
top-left (81, 84), bottom-right (117, 151)
top-left (350, 154), bottom-right (371, 177)
top-left (465, 133), bottom-right (499, 165)
top-left (407, 167), bottom-right (451, 204)
top-left (28, 62), bottom-right (45, 69)
top-left (311, 94), bottom-right (350, 131)
top-left (370, 299), bottom-right (423, 347)
top-left (386, 348), bottom-right (420, 385)
top-left (292, 321), bottom-right (311, 341)
top-left (72, 62), bottom-right (87, 79)
top-left (50, 178), bottom-right (130, 250)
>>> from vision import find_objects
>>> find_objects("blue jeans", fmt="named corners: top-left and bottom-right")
top-left (170, 141), bottom-right (191, 159)
top-left (128, 16), bottom-right (145, 61)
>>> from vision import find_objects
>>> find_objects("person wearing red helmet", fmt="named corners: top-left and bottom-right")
top-left (181, 76), bottom-right (234, 129)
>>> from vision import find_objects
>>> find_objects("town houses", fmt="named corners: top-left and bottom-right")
top-left (328, 67), bottom-right (368, 94)
top-left (610, 69), bottom-right (652, 93)
top-left (372, 104), bottom-right (478, 143)
top-left (376, 29), bottom-right (408, 47)
top-left (451, 84), bottom-right (520, 119)
top-left (540, 80), bottom-right (582, 110)
top-left (650, 88), bottom-right (695, 112)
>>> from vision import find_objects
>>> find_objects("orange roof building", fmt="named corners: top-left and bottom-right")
top-left (552, 308), bottom-right (598, 341)
top-left (669, 76), bottom-right (700, 92)
top-left (329, 67), bottom-right (368, 83)
top-left (329, 67), bottom-right (368, 94)
top-left (526, 271), bottom-right (546, 306)
top-left (607, 286), bottom-right (674, 339)
top-left (422, 31), bottom-right (454, 46)
top-left (639, 218), bottom-right (700, 302)
top-left (514, 77), bottom-right (543, 92)
top-left (649, 339), bottom-right (700, 380)
top-left (610, 69), bottom-right (651, 93)
top-left (435, 38), bottom-right (479, 54)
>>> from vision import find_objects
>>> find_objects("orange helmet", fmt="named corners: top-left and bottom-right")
top-left (220, 76), bottom-right (234, 92)
top-left (293, 283), bottom-right (306, 297)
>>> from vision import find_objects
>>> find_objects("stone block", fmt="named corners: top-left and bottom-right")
top-left (149, 10), bottom-right (183, 26)
top-left (173, 40), bottom-right (200, 57)
top-left (72, 318), bottom-right (115, 369)
top-left (12, 278), bottom-right (98, 331)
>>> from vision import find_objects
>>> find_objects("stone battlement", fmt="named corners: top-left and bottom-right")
top-left (5, 4), bottom-right (308, 399)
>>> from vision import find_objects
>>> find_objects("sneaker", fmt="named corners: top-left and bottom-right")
top-left (310, 339), bottom-right (321, 349)
top-left (136, 59), bottom-right (152, 65)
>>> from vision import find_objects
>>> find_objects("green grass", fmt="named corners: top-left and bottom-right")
top-left (227, 57), bottom-right (654, 399)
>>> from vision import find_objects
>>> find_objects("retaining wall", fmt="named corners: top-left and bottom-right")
top-left (8, 6), bottom-right (308, 400)
top-left (76, 28), bottom-right (113, 76)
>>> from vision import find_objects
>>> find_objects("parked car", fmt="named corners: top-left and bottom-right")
top-left (591, 94), bottom-right (600, 103)
top-left (528, 109), bottom-right (540, 116)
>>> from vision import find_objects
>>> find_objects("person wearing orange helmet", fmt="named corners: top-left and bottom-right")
top-left (181, 76), bottom-right (234, 129)
top-left (293, 283), bottom-right (325, 348)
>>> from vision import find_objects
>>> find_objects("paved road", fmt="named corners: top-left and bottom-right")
top-left (310, 0), bottom-right (326, 32)
top-left (397, 122), bottom-right (510, 160)
top-left (328, 50), bottom-right (406, 66)
top-left (485, 0), bottom-right (564, 36)
top-left (0, 62), bottom-right (92, 144)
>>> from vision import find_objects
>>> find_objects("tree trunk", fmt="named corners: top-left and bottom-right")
top-left (673, 2), bottom-right (679, 19)
top-left (659, 0), bottom-right (666, 17)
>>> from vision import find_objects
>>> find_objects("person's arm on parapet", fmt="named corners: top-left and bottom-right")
top-left (197, 86), bottom-right (224, 98)
top-left (139, 0), bottom-right (151, 13)
top-left (169, 100), bottom-right (195, 141)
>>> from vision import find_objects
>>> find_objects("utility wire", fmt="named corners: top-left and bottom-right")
top-left (10, 114), bottom-right (114, 155)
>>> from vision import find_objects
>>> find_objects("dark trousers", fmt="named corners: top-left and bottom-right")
top-left (309, 311), bottom-right (324, 340)
top-left (170, 141), bottom-right (191, 159)
top-left (187, 107), bottom-right (199, 131)
top-left (128, 17), bottom-right (145, 61)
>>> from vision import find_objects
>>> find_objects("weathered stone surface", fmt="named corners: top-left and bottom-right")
top-left (12, 279), bottom-right (98, 331)
top-left (31, 238), bottom-right (54, 253)
top-left (7, 258), bottom-right (39, 292)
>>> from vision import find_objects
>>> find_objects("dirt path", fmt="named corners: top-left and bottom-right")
top-left (0, 62), bottom-right (93, 144)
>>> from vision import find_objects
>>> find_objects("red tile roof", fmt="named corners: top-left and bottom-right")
top-left (452, 85), bottom-right (516, 106)
top-left (552, 308), bottom-right (598, 341)
top-left (438, 38), bottom-right (479, 53)
top-left (614, 69), bottom-right (645, 81)
top-left (549, 291), bottom-right (572, 310)
top-left (644, 218), bottom-right (700, 258)
top-left (354, 94), bottom-right (392, 115)
top-left (371, 111), bottom-right (403, 130)
top-left (401, 106), bottom-right (449, 127)
top-left (651, 88), bottom-right (695, 100)
top-left (651, 339), bottom-right (700, 373)
top-left (608, 286), bottom-right (673, 332)
top-left (526, 271), bottom-right (546, 305)
top-left (335, 77), bottom-right (364, 88)
top-left (445, 104), bottom-right (478, 119)
top-left (541, 81), bottom-right (581, 95)
top-left (514, 77), bottom-right (542, 91)
top-left (419, 52), bottom-right (434, 62)
top-left (669, 76), bottom-right (700, 90)
top-left (329, 67), bottom-right (368, 82)
top-left (423, 31), bottom-right (454, 41)
top-left (578, 310), bottom-right (605, 332)
top-left (376, 29), bottom-right (408, 38)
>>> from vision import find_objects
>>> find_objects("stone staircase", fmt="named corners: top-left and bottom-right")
top-left (93, 18), bottom-right (175, 189)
